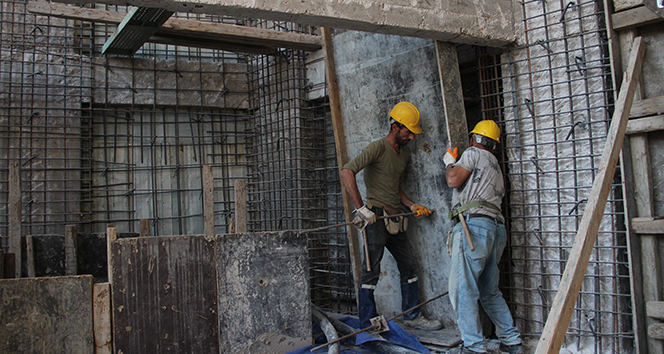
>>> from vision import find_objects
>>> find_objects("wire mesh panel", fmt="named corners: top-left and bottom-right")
top-left (85, 106), bottom-right (248, 236)
top-left (478, 0), bottom-right (633, 353)
top-left (246, 20), bottom-right (354, 313)
top-left (0, 0), bottom-right (93, 244)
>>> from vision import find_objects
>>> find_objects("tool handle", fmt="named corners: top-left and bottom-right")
top-left (362, 229), bottom-right (371, 272)
top-left (458, 213), bottom-right (475, 251)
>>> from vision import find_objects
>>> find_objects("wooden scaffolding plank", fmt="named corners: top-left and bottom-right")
top-left (612, 5), bottom-right (662, 30)
top-left (8, 161), bottom-right (21, 278)
top-left (534, 36), bottom-right (645, 354)
top-left (93, 282), bottom-right (112, 354)
top-left (626, 115), bottom-right (664, 134)
top-left (630, 95), bottom-right (664, 118)
top-left (631, 217), bottom-right (664, 234)
top-left (203, 165), bottom-right (214, 238)
top-left (234, 180), bottom-right (247, 233)
top-left (646, 301), bottom-right (664, 320)
top-left (321, 27), bottom-right (361, 288)
top-left (435, 41), bottom-right (469, 151)
top-left (65, 225), bottom-right (78, 276)
top-left (27, 0), bottom-right (322, 52)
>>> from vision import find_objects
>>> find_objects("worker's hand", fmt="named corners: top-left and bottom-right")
top-left (411, 204), bottom-right (432, 218)
top-left (443, 147), bottom-right (458, 166)
top-left (352, 205), bottom-right (376, 229)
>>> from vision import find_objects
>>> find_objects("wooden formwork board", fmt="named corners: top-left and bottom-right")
top-left (0, 275), bottom-right (94, 354)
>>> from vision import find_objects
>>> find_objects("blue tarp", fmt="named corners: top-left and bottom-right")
top-left (287, 317), bottom-right (431, 354)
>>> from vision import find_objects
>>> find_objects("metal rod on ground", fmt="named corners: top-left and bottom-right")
top-left (458, 213), bottom-right (475, 251)
top-left (311, 291), bottom-right (449, 352)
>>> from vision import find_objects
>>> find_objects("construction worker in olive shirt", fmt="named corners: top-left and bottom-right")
top-left (340, 101), bottom-right (442, 331)
top-left (445, 120), bottom-right (523, 354)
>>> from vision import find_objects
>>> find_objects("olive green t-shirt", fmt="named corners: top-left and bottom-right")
top-left (343, 137), bottom-right (410, 209)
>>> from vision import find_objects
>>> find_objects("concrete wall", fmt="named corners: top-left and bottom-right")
top-left (333, 30), bottom-right (456, 325)
top-left (53, 0), bottom-right (519, 47)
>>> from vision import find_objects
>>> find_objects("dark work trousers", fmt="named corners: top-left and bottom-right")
top-left (361, 207), bottom-right (419, 284)
top-left (358, 206), bottom-right (420, 327)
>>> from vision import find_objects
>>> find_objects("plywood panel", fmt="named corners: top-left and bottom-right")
top-left (0, 275), bottom-right (94, 354)
top-left (111, 236), bottom-right (219, 354)
top-left (217, 231), bottom-right (311, 353)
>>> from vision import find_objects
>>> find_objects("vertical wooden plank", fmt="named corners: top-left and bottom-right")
top-left (65, 225), bottom-right (78, 276)
top-left (620, 29), bottom-right (660, 354)
top-left (93, 282), bottom-right (112, 354)
top-left (111, 236), bottom-right (219, 353)
top-left (8, 161), bottom-right (21, 278)
top-left (25, 236), bottom-right (35, 278)
top-left (203, 165), bottom-right (215, 238)
top-left (436, 41), bottom-right (470, 151)
top-left (139, 219), bottom-right (150, 237)
top-left (106, 226), bottom-right (117, 284)
top-left (234, 179), bottom-right (247, 233)
top-left (321, 27), bottom-right (361, 288)
top-left (535, 37), bottom-right (645, 354)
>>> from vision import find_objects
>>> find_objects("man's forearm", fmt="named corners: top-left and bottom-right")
top-left (340, 168), bottom-right (364, 209)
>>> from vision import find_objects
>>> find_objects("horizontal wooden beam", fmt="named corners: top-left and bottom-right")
top-left (626, 115), bottom-right (664, 135)
top-left (647, 301), bottom-right (664, 320)
top-left (27, 0), bottom-right (322, 52)
top-left (632, 217), bottom-right (664, 234)
top-left (612, 5), bottom-right (662, 30)
top-left (630, 95), bottom-right (664, 118)
top-left (649, 323), bottom-right (664, 340)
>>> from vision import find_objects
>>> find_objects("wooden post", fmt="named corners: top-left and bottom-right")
top-left (321, 27), bottom-right (362, 288)
top-left (93, 282), bottom-right (113, 354)
top-left (106, 226), bottom-right (117, 284)
top-left (25, 236), bottom-right (35, 278)
top-left (436, 41), bottom-right (470, 151)
top-left (139, 219), bottom-right (150, 237)
top-left (8, 161), bottom-right (21, 278)
top-left (203, 165), bottom-right (215, 238)
top-left (65, 225), bottom-right (78, 276)
top-left (535, 37), bottom-right (645, 354)
top-left (234, 179), bottom-right (247, 233)
top-left (618, 28), bottom-right (658, 354)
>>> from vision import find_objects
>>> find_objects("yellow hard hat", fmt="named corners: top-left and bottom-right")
top-left (389, 102), bottom-right (422, 134)
top-left (469, 120), bottom-right (500, 142)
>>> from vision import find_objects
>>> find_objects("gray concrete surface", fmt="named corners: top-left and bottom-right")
top-left (52, 0), bottom-right (519, 47)
top-left (333, 30), bottom-right (456, 327)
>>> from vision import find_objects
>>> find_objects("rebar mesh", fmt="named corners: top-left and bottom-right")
top-left (478, 1), bottom-right (633, 352)
top-left (0, 1), bottom-right (354, 313)
top-left (246, 20), bottom-right (354, 313)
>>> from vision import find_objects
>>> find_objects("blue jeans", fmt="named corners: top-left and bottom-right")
top-left (448, 215), bottom-right (521, 353)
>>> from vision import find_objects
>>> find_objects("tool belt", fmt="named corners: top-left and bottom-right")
top-left (367, 199), bottom-right (407, 235)
top-left (448, 201), bottom-right (501, 225)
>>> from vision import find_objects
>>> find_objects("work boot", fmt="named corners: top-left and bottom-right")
top-left (403, 313), bottom-right (443, 330)
top-left (448, 346), bottom-right (482, 354)
top-left (499, 343), bottom-right (524, 354)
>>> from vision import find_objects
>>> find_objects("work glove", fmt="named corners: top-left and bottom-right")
top-left (410, 204), bottom-right (432, 218)
top-left (443, 147), bottom-right (458, 166)
top-left (352, 205), bottom-right (376, 229)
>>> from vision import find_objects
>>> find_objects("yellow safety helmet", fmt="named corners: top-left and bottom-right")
top-left (469, 120), bottom-right (500, 143)
top-left (389, 102), bottom-right (422, 134)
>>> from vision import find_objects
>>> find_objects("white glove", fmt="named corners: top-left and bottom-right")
top-left (352, 205), bottom-right (376, 229)
top-left (443, 147), bottom-right (458, 166)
